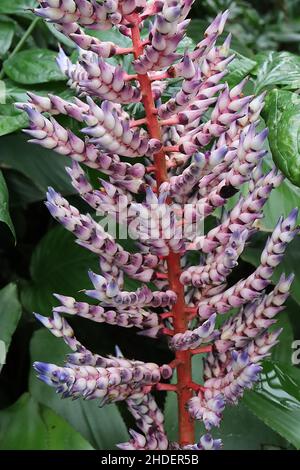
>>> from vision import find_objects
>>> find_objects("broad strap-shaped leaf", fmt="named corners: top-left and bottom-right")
top-left (0, 17), bottom-right (15, 56)
top-left (0, 105), bottom-right (28, 137)
top-left (0, 134), bottom-right (74, 197)
top-left (3, 49), bottom-right (65, 84)
top-left (244, 361), bottom-right (300, 449)
top-left (264, 89), bottom-right (300, 187)
top-left (0, 393), bottom-right (93, 450)
top-left (0, 171), bottom-right (15, 239)
top-left (254, 51), bottom-right (300, 92)
top-left (21, 225), bottom-right (100, 314)
top-left (0, 1), bottom-right (37, 14)
top-left (0, 283), bottom-right (21, 368)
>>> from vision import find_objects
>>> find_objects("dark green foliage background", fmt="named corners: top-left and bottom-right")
top-left (1, 0), bottom-right (300, 450)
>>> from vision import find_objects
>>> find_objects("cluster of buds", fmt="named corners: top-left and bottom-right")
top-left (85, 269), bottom-right (177, 313)
top-left (204, 350), bottom-right (263, 404)
top-left (133, 0), bottom-right (191, 74)
top-left (170, 314), bottom-right (218, 351)
top-left (118, 394), bottom-right (169, 450)
top-left (21, 1), bottom-right (298, 450)
top-left (215, 273), bottom-right (294, 353)
top-left (187, 392), bottom-right (225, 429)
top-left (181, 230), bottom-right (249, 288)
top-left (34, 311), bottom-right (172, 404)
top-left (34, 0), bottom-right (148, 30)
top-left (57, 47), bottom-right (142, 102)
top-left (52, 293), bottom-right (161, 331)
top-left (45, 187), bottom-right (160, 282)
top-left (34, 358), bottom-right (169, 404)
top-left (195, 210), bottom-right (299, 319)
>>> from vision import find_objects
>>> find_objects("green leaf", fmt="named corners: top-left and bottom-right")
top-left (21, 225), bottom-right (101, 314)
top-left (0, 170), bottom-right (15, 238)
top-left (0, 104), bottom-right (28, 137)
top-left (186, 18), bottom-right (207, 43)
top-left (259, 177), bottom-right (300, 231)
top-left (244, 361), bottom-right (300, 449)
top-left (4, 170), bottom-right (45, 206)
top-left (29, 329), bottom-right (129, 449)
top-left (270, 303), bottom-right (294, 365)
top-left (3, 49), bottom-right (65, 84)
top-left (0, 18), bottom-right (15, 56)
top-left (87, 27), bottom-right (131, 48)
top-left (263, 89), bottom-right (300, 187)
top-left (46, 23), bottom-right (76, 49)
top-left (226, 52), bottom-right (257, 88)
top-left (164, 356), bottom-right (286, 449)
top-left (0, 283), bottom-right (22, 366)
top-left (0, 134), bottom-right (74, 198)
top-left (253, 51), bottom-right (300, 93)
top-left (176, 35), bottom-right (195, 55)
top-left (0, 1), bottom-right (37, 14)
top-left (0, 393), bottom-right (93, 450)
top-left (0, 80), bottom-right (76, 137)
top-left (4, 78), bottom-right (76, 103)
top-left (255, 151), bottom-right (300, 231)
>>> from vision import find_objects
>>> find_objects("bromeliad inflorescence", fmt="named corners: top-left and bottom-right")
top-left (17, 0), bottom-right (299, 450)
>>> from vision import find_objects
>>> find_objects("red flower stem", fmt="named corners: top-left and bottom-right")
top-left (160, 312), bottom-right (174, 319)
top-left (188, 382), bottom-right (206, 393)
top-left (129, 15), bottom-right (195, 446)
top-left (130, 118), bottom-right (147, 128)
top-left (191, 345), bottom-right (213, 355)
top-left (125, 73), bottom-right (139, 81)
top-left (163, 145), bottom-right (180, 153)
top-left (160, 117), bottom-right (180, 126)
top-left (145, 165), bottom-right (156, 173)
top-left (156, 383), bottom-right (178, 392)
top-left (116, 47), bottom-right (135, 55)
top-left (156, 272), bottom-right (168, 280)
top-left (168, 358), bottom-right (182, 369)
top-left (162, 327), bottom-right (175, 337)
top-left (185, 307), bottom-right (198, 314)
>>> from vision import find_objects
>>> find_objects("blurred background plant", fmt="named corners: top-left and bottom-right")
top-left (1, 0), bottom-right (300, 450)
top-left (192, 0), bottom-right (300, 53)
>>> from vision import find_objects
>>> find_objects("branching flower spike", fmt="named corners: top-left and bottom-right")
top-left (19, 1), bottom-right (299, 450)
